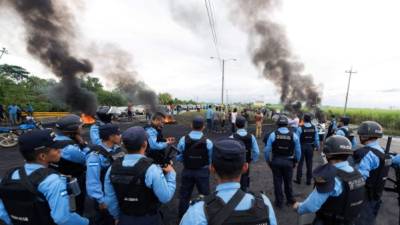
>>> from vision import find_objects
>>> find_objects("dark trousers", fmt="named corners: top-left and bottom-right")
top-left (354, 199), bottom-right (381, 225)
top-left (85, 198), bottom-right (114, 225)
top-left (118, 213), bottom-right (162, 225)
top-left (240, 165), bottom-right (250, 191)
top-left (206, 119), bottom-right (212, 131)
top-left (179, 168), bottom-right (210, 218)
top-left (296, 144), bottom-right (314, 183)
top-left (231, 123), bottom-right (236, 133)
top-left (271, 157), bottom-right (295, 205)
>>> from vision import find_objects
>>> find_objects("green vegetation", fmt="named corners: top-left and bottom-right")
top-left (324, 107), bottom-right (400, 135)
top-left (0, 64), bottom-right (198, 112)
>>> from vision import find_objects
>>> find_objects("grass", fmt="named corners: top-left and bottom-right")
top-left (323, 107), bottom-right (400, 136)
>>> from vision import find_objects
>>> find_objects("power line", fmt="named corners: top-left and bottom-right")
top-left (204, 0), bottom-right (220, 58)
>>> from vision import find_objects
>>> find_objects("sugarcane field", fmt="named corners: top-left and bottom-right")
top-left (0, 1), bottom-right (400, 225)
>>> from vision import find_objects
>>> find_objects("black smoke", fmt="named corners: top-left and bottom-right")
top-left (89, 44), bottom-right (158, 111)
top-left (230, 0), bottom-right (321, 111)
top-left (2, 0), bottom-right (97, 115)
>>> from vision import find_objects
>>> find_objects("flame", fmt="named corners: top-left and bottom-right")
top-left (164, 115), bottom-right (176, 124)
top-left (81, 114), bottom-right (96, 125)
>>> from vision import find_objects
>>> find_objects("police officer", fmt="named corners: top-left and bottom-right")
top-left (295, 113), bottom-right (320, 185)
top-left (104, 126), bottom-right (176, 225)
top-left (90, 106), bottom-right (113, 145)
top-left (352, 121), bottom-right (393, 225)
top-left (293, 135), bottom-right (365, 225)
top-left (86, 124), bottom-right (121, 225)
top-left (51, 114), bottom-right (90, 215)
top-left (180, 138), bottom-right (277, 225)
top-left (177, 116), bottom-right (213, 218)
top-left (230, 115), bottom-right (260, 191)
top-left (265, 115), bottom-right (301, 208)
top-left (336, 116), bottom-right (357, 149)
top-left (144, 112), bottom-right (175, 164)
top-left (0, 130), bottom-right (90, 225)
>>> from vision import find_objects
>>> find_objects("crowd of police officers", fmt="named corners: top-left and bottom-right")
top-left (0, 107), bottom-right (399, 225)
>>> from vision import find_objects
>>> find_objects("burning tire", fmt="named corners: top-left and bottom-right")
top-left (0, 133), bottom-right (18, 148)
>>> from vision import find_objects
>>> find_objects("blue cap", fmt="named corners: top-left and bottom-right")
top-left (212, 138), bottom-right (246, 166)
top-left (99, 124), bottom-right (120, 140)
top-left (122, 126), bottom-right (147, 150)
top-left (313, 164), bottom-right (337, 193)
top-left (18, 129), bottom-right (64, 153)
top-left (235, 116), bottom-right (246, 128)
top-left (192, 116), bottom-right (204, 129)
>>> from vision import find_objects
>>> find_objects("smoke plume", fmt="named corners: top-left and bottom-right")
top-left (2, 0), bottom-right (97, 115)
top-left (230, 0), bottom-right (321, 111)
top-left (90, 44), bottom-right (158, 111)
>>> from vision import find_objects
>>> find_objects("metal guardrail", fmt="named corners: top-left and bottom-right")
top-left (21, 112), bottom-right (69, 119)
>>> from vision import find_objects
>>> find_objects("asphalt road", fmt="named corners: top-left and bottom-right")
top-left (0, 121), bottom-right (399, 225)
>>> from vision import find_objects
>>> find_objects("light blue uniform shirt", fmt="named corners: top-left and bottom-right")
top-left (179, 182), bottom-right (277, 225)
top-left (356, 140), bottom-right (384, 180)
top-left (335, 126), bottom-right (357, 149)
top-left (0, 163), bottom-right (88, 225)
top-left (298, 161), bottom-right (353, 214)
top-left (54, 134), bottom-right (89, 164)
top-left (264, 127), bottom-right (302, 162)
top-left (230, 129), bottom-right (260, 162)
top-left (206, 109), bottom-right (213, 120)
top-left (89, 122), bottom-right (104, 146)
top-left (104, 154), bottom-right (176, 219)
top-left (296, 123), bottom-right (320, 149)
top-left (86, 143), bottom-right (117, 204)
top-left (145, 127), bottom-right (168, 150)
top-left (177, 131), bottom-right (213, 164)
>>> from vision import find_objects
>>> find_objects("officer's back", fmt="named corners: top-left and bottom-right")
top-left (104, 126), bottom-right (176, 225)
top-left (0, 130), bottom-right (89, 225)
top-left (90, 106), bottom-right (113, 145)
top-left (180, 138), bottom-right (277, 225)
top-left (294, 136), bottom-right (365, 225)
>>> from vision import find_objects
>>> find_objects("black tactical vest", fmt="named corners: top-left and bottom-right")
top-left (353, 146), bottom-right (391, 200)
top-left (272, 130), bottom-right (294, 157)
top-left (233, 133), bottom-right (253, 162)
top-left (204, 190), bottom-right (270, 225)
top-left (48, 140), bottom-right (86, 177)
top-left (0, 167), bottom-right (58, 225)
top-left (144, 125), bottom-right (167, 164)
top-left (183, 136), bottom-right (209, 169)
top-left (316, 169), bottom-right (365, 224)
top-left (110, 157), bottom-right (160, 216)
top-left (300, 125), bottom-right (316, 144)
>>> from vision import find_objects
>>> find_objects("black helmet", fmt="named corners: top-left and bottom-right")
top-left (96, 106), bottom-right (112, 123)
top-left (357, 121), bottom-right (383, 138)
top-left (303, 113), bottom-right (312, 122)
top-left (276, 115), bottom-right (289, 126)
top-left (323, 135), bottom-right (353, 157)
top-left (56, 114), bottom-right (82, 132)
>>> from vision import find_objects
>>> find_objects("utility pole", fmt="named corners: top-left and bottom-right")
top-left (210, 57), bottom-right (237, 106)
top-left (343, 67), bottom-right (357, 115)
top-left (0, 47), bottom-right (9, 60)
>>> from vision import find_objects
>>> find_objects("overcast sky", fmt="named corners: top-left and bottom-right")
top-left (0, 0), bottom-right (399, 108)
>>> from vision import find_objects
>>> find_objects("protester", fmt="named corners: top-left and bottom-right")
top-left (205, 105), bottom-right (214, 132)
top-left (231, 108), bottom-right (238, 133)
top-left (255, 110), bottom-right (264, 138)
